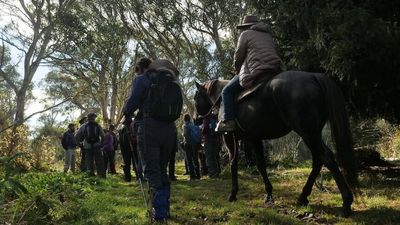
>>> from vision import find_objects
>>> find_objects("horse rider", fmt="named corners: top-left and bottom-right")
top-left (215, 15), bottom-right (285, 132)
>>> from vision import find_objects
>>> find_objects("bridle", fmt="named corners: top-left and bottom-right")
top-left (196, 80), bottom-right (222, 117)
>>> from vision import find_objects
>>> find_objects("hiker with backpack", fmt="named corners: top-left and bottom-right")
top-left (78, 116), bottom-right (88, 172)
top-left (119, 118), bottom-right (142, 182)
top-left (123, 59), bottom-right (182, 222)
top-left (102, 125), bottom-right (117, 175)
top-left (127, 58), bottom-right (152, 181)
top-left (182, 114), bottom-right (201, 180)
top-left (75, 112), bottom-right (106, 178)
top-left (61, 123), bottom-right (78, 173)
top-left (202, 113), bottom-right (221, 178)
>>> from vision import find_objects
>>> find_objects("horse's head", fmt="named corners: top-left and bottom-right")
top-left (194, 81), bottom-right (213, 116)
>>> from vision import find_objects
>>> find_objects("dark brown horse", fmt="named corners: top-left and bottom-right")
top-left (194, 71), bottom-right (358, 217)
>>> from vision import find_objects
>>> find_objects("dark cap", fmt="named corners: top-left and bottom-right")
top-left (135, 57), bottom-right (152, 73)
top-left (87, 112), bottom-right (97, 119)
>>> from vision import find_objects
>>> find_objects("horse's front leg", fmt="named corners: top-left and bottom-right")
top-left (229, 152), bottom-right (239, 202)
top-left (253, 140), bottom-right (274, 205)
top-left (224, 133), bottom-right (239, 202)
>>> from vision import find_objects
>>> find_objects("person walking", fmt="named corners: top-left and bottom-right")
top-left (61, 123), bottom-right (78, 173)
top-left (182, 114), bottom-right (201, 180)
top-left (103, 126), bottom-right (117, 174)
top-left (202, 113), bottom-right (221, 178)
top-left (119, 120), bottom-right (140, 182)
top-left (75, 112), bottom-right (106, 178)
top-left (78, 116), bottom-right (87, 172)
top-left (123, 59), bottom-right (182, 222)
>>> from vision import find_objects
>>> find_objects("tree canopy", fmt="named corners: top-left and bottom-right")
top-left (1, 0), bottom-right (400, 127)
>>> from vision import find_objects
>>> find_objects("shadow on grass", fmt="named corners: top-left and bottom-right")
top-left (351, 206), bottom-right (400, 225)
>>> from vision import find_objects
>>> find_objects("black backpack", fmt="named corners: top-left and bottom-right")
top-left (85, 122), bottom-right (100, 144)
top-left (145, 71), bottom-right (183, 122)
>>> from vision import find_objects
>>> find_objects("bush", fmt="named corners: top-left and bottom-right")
top-left (385, 127), bottom-right (400, 160)
top-left (352, 117), bottom-right (400, 160)
top-left (0, 172), bottom-right (96, 224)
top-left (0, 125), bottom-right (31, 171)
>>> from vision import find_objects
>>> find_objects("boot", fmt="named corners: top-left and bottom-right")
top-left (151, 188), bottom-right (168, 221)
top-left (215, 120), bottom-right (236, 132)
top-left (164, 186), bottom-right (171, 218)
top-left (123, 166), bottom-right (132, 182)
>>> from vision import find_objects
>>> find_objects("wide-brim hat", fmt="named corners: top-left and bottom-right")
top-left (237, 15), bottom-right (259, 28)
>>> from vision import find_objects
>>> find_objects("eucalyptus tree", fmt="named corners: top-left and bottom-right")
top-left (48, 0), bottom-right (134, 124)
top-left (119, 0), bottom-right (249, 116)
top-left (0, 46), bottom-right (18, 127)
top-left (0, 0), bottom-right (75, 124)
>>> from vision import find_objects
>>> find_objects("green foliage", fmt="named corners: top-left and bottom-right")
top-left (0, 46), bottom-right (20, 124)
top-left (1, 162), bottom-right (400, 224)
top-left (0, 125), bottom-right (32, 170)
top-left (1, 172), bottom-right (95, 224)
top-left (254, 0), bottom-right (400, 119)
top-left (0, 153), bottom-right (28, 197)
top-left (30, 113), bottom-right (66, 170)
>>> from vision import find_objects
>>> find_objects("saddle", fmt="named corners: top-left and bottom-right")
top-left (236, 75), bottom-right (270, 102)
top-left (216, 76), bottom-right (271, 132)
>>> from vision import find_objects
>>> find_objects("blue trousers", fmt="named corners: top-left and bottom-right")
top-left (221, 75), bottom-right (244, 121)
top-left (137, 118), bottom-right (176, 190)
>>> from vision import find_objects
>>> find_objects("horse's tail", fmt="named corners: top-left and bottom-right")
top-left (315, 74), bottom-right (359, 193)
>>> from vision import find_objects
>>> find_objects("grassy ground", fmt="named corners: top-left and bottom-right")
top-left (3, 161), bottom-right (400, 225)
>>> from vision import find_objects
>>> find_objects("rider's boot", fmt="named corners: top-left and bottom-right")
top-left (215, 120), bottom-right (236, 132)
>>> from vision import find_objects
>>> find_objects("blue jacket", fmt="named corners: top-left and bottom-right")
top-left (62, 130), bottom-right (77, 150)
top-left (123, 73), bottom-right (150, 119)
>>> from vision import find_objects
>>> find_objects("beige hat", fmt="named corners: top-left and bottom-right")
top-left (237, 15), bottom-right (259, 28)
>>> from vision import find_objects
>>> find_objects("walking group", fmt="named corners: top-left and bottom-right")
top-left (60, 58), bottom-right (223, 222)
top-left (61, 113), bottom-right (118, 177)
top-left (60, 14), bottom-right (281, 223)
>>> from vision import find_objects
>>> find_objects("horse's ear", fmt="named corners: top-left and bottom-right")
top-left (195, 81), bottom-right (202, 90)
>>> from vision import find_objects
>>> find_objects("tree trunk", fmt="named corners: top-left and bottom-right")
top-left (98, 60), bottom-right (109, 125)
top-left (14, 90), bottom-right (27, 123)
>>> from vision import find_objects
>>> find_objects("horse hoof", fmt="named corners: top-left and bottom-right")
top-left (342, 204), bottom-right (352, 218)
top-left (264, 195), bottom-right (274, 205)
top-left (228, 195), bottom-right (237, 202)
top-left (297, 197), bottom-right (309, 206)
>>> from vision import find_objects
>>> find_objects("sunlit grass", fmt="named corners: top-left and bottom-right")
top-left (3, 160), bottom-right (400, 224)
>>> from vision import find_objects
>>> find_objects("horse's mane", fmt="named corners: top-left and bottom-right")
top-left (202, 79), bottom-right (217, 96)
top-left (202, 79), bottom-right (229, 97)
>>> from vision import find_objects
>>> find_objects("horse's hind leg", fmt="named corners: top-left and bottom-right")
top-left (304, 135), bottom-right (353, 217)
top-left (252, 140), bottom-right (274, 205)
top-left (223, 133), bottom-right (239, 202)
top-left (297, 146), bottom-right (322, 206)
